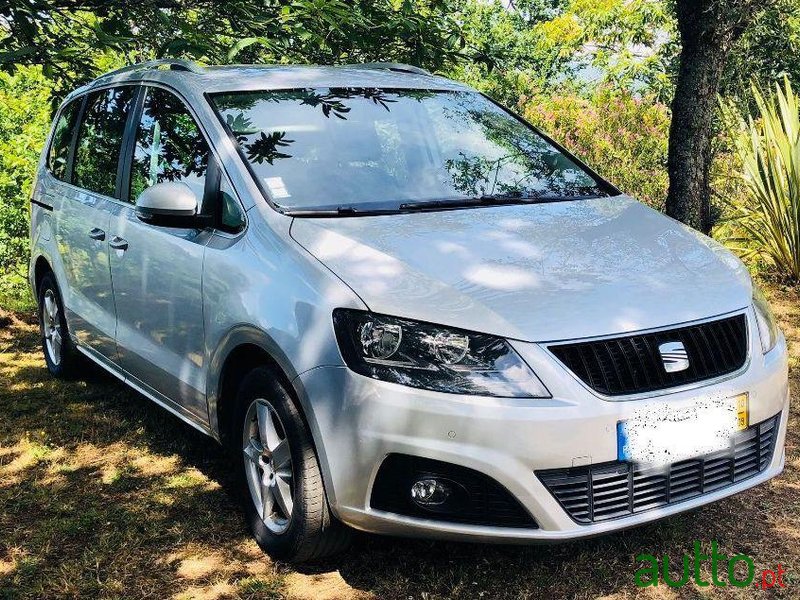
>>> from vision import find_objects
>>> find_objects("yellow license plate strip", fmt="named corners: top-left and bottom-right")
top-left (735, 392), bottom-right (749, 431)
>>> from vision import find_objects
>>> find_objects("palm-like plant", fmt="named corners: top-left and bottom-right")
top-left (728, 78), bottom-right (800, 281)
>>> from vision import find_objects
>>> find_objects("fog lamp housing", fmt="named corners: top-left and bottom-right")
top-left (370, 454), bottom-right (538, 528)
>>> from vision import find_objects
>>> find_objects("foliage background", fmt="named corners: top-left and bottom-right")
top-left (520, 86), bottom-right (671, 210)
top-left (0, 67), bottom-right (51, 310)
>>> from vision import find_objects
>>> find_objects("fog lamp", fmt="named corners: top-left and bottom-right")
top-left (410, 478), bottom-right (451, 506)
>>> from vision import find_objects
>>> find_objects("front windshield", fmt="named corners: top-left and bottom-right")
top-left (211, 88), bottom-right (610, 213)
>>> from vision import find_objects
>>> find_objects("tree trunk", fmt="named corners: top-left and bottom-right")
top-left (666, 36), bottom-right (728, 234)
top-left (666, 0), bottom-right (762, 234)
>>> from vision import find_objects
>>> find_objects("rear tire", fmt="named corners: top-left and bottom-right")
top-left (232, 367), bottom-right (351, 562)
top-left (38, 273), bottom-right (80, 378)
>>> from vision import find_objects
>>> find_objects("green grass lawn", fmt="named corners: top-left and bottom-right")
top-left (1, 285), bottom-right (798, 600)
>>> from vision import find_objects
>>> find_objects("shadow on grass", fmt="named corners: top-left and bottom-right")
top-left (1, 300), bottom-right (798, 599)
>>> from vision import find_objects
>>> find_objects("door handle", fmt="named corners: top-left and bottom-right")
top-left (88, 228), bottom-right (106, 241)
top-left (109, 236), bottom-right (128, 251)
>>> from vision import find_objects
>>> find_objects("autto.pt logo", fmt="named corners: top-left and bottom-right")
top-left (635, 541), bottom-right (789, 589)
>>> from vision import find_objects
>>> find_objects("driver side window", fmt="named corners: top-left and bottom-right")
top-left (129, 87), bottom-right (209, 204)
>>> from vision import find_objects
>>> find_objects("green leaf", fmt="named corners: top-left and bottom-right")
top-left (227, 37), bottom-right (269, 62)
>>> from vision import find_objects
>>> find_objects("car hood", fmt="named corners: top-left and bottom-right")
top-left (290, 196), bottom-right (752, 342)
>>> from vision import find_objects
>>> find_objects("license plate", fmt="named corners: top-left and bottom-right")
top-left (617, 393), bottom-right (749, 465)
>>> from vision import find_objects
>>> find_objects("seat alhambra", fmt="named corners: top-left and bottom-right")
top-left (30, 60), bottom-right (789, 561)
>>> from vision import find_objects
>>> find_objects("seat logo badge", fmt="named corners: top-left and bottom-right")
top-left (658, 341), bottom-right (689, 373)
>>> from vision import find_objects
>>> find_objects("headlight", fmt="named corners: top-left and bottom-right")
top-left (333, 309), bottom-right (550, 398)
top-left (752, 284), bottom-right (779, 354)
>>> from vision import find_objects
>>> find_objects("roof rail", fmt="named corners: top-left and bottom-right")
top-left (348, 62), bottom-right (432, 76)
top-left (100, 59), bottom-right (204, 79)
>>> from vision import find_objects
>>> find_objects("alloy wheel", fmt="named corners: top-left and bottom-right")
top-left (43, 289), bottom-right (62, 366)
top-left (242, 398), bottom-right (294, 534)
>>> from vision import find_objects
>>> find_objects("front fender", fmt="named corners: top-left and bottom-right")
top-left (205, 324), bottom-right (300, 439)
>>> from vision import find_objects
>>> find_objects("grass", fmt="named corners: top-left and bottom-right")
top-left (0, 285), bottom-right (797, 599)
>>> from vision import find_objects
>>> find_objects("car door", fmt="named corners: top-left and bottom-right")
top-left (53, 87), bottom-right (136, 362)
top-left (108, 85), bottom-right (211, 421)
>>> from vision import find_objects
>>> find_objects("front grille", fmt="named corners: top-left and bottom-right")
top-left (537, 414), bottom-right (779, 524)
top-left (548, 314), bottom-right (748, 396)
top-left (371, 454), bottom-right (537, 528)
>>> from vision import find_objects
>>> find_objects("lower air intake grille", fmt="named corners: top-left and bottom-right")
top-left (537, 414), bottom-right (779, 524)
top-left (548, 314), bottom-right (748, 396)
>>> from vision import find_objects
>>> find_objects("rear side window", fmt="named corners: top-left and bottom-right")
top-left (47, 99), bottom-right (81, 181)
top-left (73, 86), bottom-right (135, 197)
top-left (129, 87), bottom-right (209, 203)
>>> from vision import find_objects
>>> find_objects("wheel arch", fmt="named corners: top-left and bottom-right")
top-left (209, 327), bottom-right (313, 447)
top-left (32, 254), bottom-right (54, 301)
top-left (209, 327), bottom-right (338, 508)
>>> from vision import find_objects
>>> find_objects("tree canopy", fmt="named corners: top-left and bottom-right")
top-left (3, 0), bottom-right (799, 105)
top-left (0, 0), bottom-right (465, 96)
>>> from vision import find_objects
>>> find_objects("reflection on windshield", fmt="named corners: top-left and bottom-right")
top-left (212, 88), bottom-right (609, 212)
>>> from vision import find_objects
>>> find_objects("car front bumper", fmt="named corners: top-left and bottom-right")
top-left (293, 310), bottom-right (790, 543)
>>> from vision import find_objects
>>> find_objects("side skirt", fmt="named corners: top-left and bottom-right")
top-left (76, 344), bottom-right (215, 438)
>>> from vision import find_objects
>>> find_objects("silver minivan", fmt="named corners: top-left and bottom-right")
top-left (30, 60), bottom-right (789, 562)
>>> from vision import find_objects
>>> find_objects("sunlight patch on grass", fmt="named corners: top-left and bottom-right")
top-left (101, 465), bottom-right (123, 485)
top-left (152, 490), bottom-right (176, 506)
top-left (70, 441), bottom-right (128, 471)
top-left (163, 544), bottom-right (284, 600)
top-left (0, 558), bottom-right (16, 577)
top-left (284, 570), bottom-right (366, 600)
top-left (173, 580), bottom-right (237, 600)
top-left (130, 453), bottom-right (180, 476)
top-left (174, 552), bottom-right (226, 581)
top-left (0, 437), bottom-right (55, 484)
top-left (1, 355), bottom-right (50, 392)
top-left (771, 524), bottom-right (800, 540)
top-left (166, 469), bottom-right (210, 489)
top-left (166, 543), bottom-right (273, 577)
top-left (772, 479), bottom-right (800, 491)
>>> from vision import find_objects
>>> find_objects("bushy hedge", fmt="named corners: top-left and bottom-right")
top-left (0, 67), bottom-right (51, 310)
top-left (519, 86), bottom-right (671, 211)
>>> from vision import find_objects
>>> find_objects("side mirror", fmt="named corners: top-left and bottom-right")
top-left (135, 181), bottom-right (208, 227)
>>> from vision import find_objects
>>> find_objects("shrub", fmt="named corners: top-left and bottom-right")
top-left (519, 86), bottom-right (671, 210)
top-left (0, 67), bottom-right (51, 310)
top-left (724, 78), bottom-right (800, 282)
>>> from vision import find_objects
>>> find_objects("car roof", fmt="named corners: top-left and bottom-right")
top-left (65, 61), bottom-right (472, 102)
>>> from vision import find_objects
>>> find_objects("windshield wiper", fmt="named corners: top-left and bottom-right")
top-left (285, 193), bottom-right (610, 217)
top-left (399, 193), bottom-right (568, 212)
top-left (284, 205), bottom-right (400, 217)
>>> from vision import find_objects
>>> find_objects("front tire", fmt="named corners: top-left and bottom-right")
top-left (233, 367), bottom-right (350, 562)
top-left (38, 273), bottom-right (80, 378)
